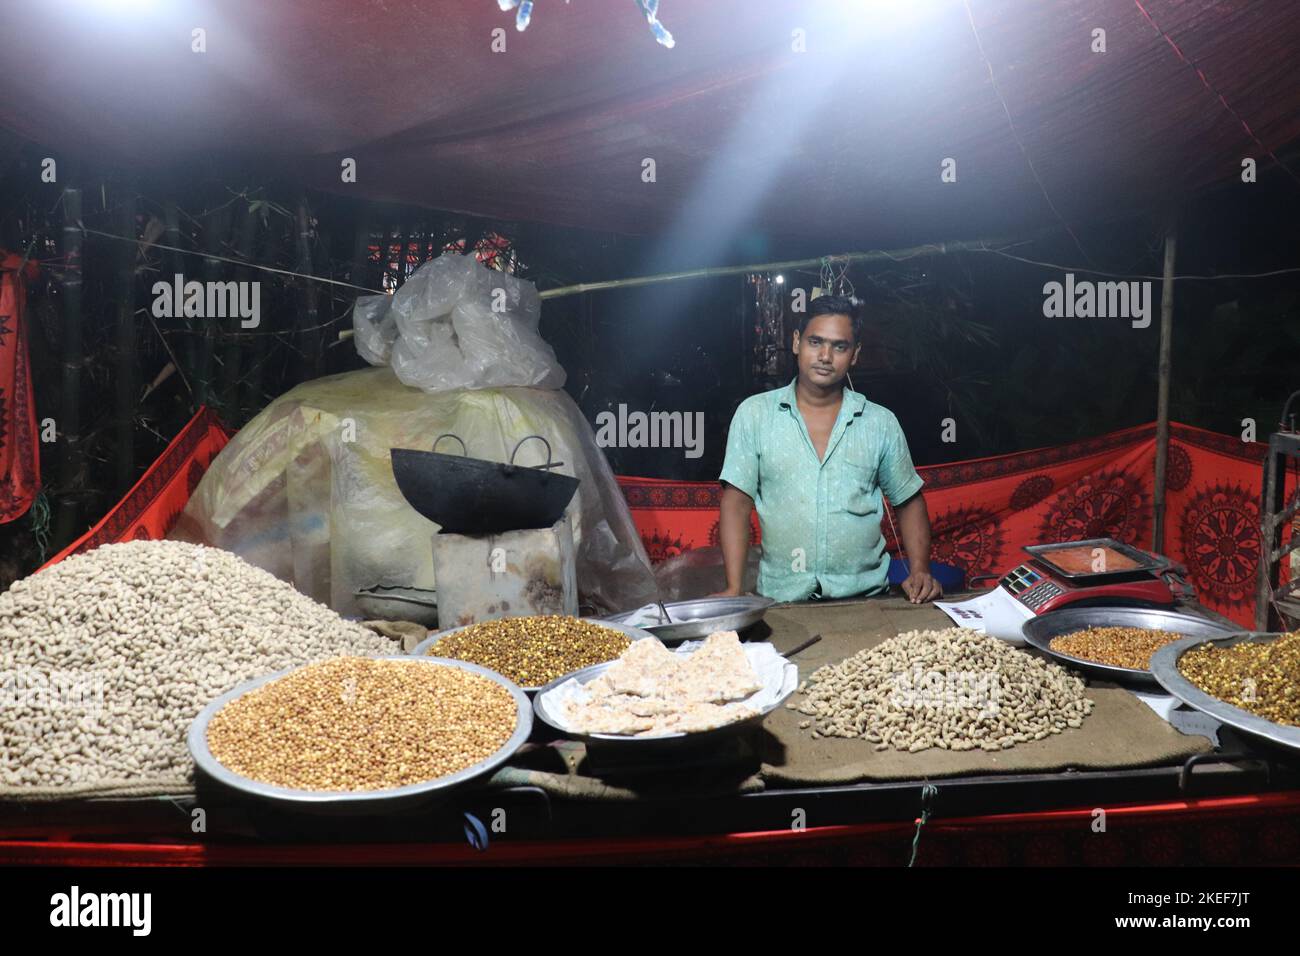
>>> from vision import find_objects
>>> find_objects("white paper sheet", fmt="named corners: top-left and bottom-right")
top-left (1133, 690), bottom-right (1222, 744)
top-left (621, 602), bottom-right (673, 627)
top-left (935, 587), bottom-right (1035, 644)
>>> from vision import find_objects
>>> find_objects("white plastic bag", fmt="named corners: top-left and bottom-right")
top-left (353, 253), bottom-right (565, 391)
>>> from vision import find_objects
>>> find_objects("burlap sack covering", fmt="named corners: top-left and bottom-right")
top-left (758, 599), bottom-right (1213, 786)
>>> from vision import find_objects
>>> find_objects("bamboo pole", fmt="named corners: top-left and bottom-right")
top-left (295, 192), bottom-right (321, 380)
top-left (161, 199), bottom-right (194, 389)
top-left (344, 208), bottom-right (374, 350)
top-left (348, 207), bottom-right (373, 292)
top-left (1152, 222), bottom-right (1178, 554)
top-left (243, 209), bottom-right (282, 418)
top-left (113, 189), bottom-right (137, 491)
top-left (535, 238), bottom-right (1004, 300)
top-left (223, 200), bottom-right (258, 420)
top-left (53, 185), bottom-right (83, 546)
top-left (198, 199), bottom-right (232, 405)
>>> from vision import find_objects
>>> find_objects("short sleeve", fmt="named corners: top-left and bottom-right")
top-left (719, 400), bottom-right (760, 499)
top-left (877, 412), bottom-right (924, 505)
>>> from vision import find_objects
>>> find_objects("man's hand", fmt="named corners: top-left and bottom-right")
top-left (893, 493), bottom-right (939, 603)
top-left (901, 569), bottom-right (943, 604)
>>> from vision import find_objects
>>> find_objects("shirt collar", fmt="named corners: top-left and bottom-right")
top-left (776, 377), bottom-right (866, 418)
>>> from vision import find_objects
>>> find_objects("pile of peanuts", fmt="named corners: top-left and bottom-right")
top-left (791, 628), bottom-right (1094, 753)
top-left (0, 541), bottom-right (397, 792)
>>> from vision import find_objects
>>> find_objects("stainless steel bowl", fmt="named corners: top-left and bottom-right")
top-left (601, 596), bottom-right (775, 643)
top-left (410, 618), bottom-right (658, 693)
top-left (1151, 631), bottom-right (1300, 754)
top-left (532, 650), bottom-right (798, 751)
top-left (1021, 606), bottom-right (1236, 685)
top-left (187, 656), bottom-right (531, 812)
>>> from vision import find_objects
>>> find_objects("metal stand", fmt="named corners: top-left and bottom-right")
top-left (1255, 429), bottom-right (1300, 630)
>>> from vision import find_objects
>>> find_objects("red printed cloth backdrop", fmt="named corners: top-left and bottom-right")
top-left (0, 251), bottom-right (40, 523)
top-left (44, 412), bottom-right (1293, 627)
top-left (621, 422), bottom-right (1294, 628)
top-left (41, 407), bottom-right (231, 568)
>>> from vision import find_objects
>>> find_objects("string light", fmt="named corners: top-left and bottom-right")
top-left (496, 0), bottom-right (674, 48)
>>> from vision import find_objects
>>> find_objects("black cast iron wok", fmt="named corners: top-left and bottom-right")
top-left (391, 434), bottom-right (580, 535)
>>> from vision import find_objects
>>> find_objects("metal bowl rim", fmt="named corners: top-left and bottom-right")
top-left (531, 648), bottom-right (798, 745)
top-left (600, 596), bottom-right (776, 643)
top-left (390, 447), bottom-right (580, 485)
top-left (410, 618), bottom-right (660, 692)
top-left (1150, 630), bottom-right (1300, 748)
top-left (1020, 607), bottom-right (1237, 681)
top-left (187, 655), bottom-right (532, 805)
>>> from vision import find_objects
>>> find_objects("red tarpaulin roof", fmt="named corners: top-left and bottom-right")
top-left (1, 1), bottom-right (1297, 246)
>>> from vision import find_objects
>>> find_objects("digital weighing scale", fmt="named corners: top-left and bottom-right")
top-left (998, 537), bottom-right (1194, 615)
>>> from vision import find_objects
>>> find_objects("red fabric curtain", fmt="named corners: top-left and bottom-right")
top-left (619, 422), bottom-right (1291, 627)
top-left (43, 408), bottom-right (1291, 628)
top-left (0, 251), bottom-right (40, 523)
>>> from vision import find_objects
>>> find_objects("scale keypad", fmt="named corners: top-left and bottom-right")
top-left (1020, 581), bottom-right (1063, 610)
top-left (1000, 564), bottom-right (1065, 611)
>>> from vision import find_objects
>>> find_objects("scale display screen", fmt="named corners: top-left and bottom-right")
top-left (1000, 564), bottom-right (1066, 611)
top-left (998, 539), bottom-right (1179, 615)
top-left (1022, 538), bottom-right (1163, 580)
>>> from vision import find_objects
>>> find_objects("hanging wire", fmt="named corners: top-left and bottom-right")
top-left (961, 0), bottom-right (1096, 266)
top-left (908, 783), bottom-right (939, 867)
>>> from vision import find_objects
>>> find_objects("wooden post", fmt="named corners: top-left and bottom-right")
top-left (1152, 222), bottom-right (1177, 554)
top-left (198, 199), bottom-right (232, 406)
top-left (349, 207), bottom-right (374, 292)
top-left (161, 199), bottom-right (194, 390)
top-left (344, 208), bottom-right (374, 363)
top-left (114, 189), bottom-right (137, 491)
top-left (243, 209), bottom-right (281, 416)
top-left (53, 185), bottom-right (83, 546)
top-left (223, 201), bottom-right (258, 421)
top-left (295, 192), bottom-right (321, 380)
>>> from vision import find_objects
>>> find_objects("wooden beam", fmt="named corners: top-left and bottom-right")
top-left (1152, 221), bottom-right (1177, 554)
top-left (113, 188), bottom-right (137, 491)
top-left (52, 185), bottom-right (83, 547)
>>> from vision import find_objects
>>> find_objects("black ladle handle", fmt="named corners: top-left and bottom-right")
top-left (510, 434), bottom-right (565, 471)
top-left (432, 434), bottom-right (468, 457)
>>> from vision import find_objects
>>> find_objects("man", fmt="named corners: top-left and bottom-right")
top-left (716, 294), bottom-right (942, 604)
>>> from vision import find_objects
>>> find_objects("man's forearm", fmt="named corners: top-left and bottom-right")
top-left (895, 493), bottom-right (932, 572)
top-left (719, 487), bottom-right (753, 592)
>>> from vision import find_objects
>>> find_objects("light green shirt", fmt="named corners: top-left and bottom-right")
top-left (719, 379), bottom-right (924, 602)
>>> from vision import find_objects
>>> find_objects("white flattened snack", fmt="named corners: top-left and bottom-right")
top-left (603, 637), bottom-right (680, 697)
top-left (557, 697), bottom-right (655, 735)
top-left (648, 701), bottom-right (760, 736)
top-left (555, 632), bottom-right (768, 737)
top-left (676, 630), bottom-right (763, 702)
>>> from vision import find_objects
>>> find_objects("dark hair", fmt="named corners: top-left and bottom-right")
top-left (797, 293), bottom-right (863, 342)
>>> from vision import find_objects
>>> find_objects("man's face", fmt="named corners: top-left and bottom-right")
top-left (793, 313), bottom-right (860, 388)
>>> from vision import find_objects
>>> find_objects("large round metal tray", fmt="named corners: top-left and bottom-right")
top-left (1021, 606), bottom-right (1236, 686)
top-left (410, 618), bottom-right (658, 693)
top-left (188, 656), bottom-right (532, 812)
top-left (601, 596), bottom-right (775, 643)
top-left (1151, 631), bottom-right (1300, 754)
top-left (532, 648), bottom-right (797, 751)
